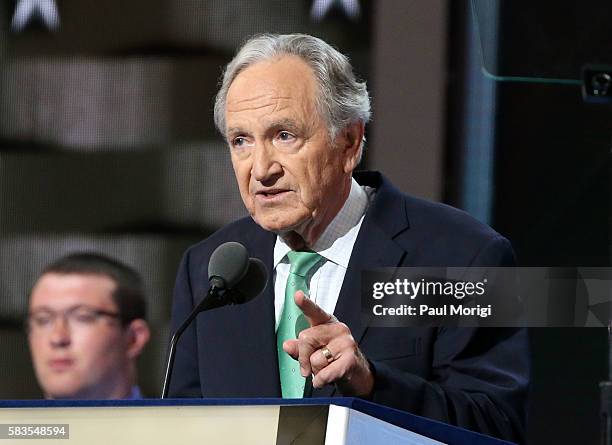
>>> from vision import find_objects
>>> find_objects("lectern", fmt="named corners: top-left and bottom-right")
top-left (0, 398), bottom-right (514, 445)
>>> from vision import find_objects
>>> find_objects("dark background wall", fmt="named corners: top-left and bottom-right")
top-left (0, 1), bottom-right (610, 444)
top-left (448, 2), bottom-right (611, 444)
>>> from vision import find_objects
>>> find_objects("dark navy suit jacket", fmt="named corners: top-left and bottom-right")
top-left (168, 171), bottom-right (529, 443)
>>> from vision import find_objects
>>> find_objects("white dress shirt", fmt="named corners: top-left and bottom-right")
top-left (273, 178), bottom-right (374, 330)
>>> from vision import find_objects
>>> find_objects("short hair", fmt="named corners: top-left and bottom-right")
top-left (214, 33), bottom-right (371, 144)
top-left (36, 252), bottom-right (147, 324)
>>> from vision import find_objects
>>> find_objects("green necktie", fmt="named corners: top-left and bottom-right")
top-left (277, 251), bottom-right (322, 398)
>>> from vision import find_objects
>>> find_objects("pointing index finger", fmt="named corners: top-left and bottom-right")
top-left (294, 290), bottom-right (334, 326)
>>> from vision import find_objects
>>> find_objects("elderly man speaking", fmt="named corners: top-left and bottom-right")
top-left (169, 34), bottom-right (529, 442)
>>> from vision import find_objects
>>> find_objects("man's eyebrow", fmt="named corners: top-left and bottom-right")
top-left (29, 304), bottom-right (93, 314)
top-left (266, 118), bottom-right (300, 133)
top-left (270, 118), bottom-right (298, 128)
top-left (226, 119), bottom-right (301, 137)
top-left (29, 307), bottom-right (54, 314)
top-left (226, 127), bottom-right (246, 136)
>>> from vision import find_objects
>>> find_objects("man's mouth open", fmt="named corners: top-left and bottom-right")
top-left (256, 189), bottom-right (291, 202)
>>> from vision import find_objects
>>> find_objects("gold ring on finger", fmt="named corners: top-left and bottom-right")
top-left (321, 347), bottom-right (334, 364)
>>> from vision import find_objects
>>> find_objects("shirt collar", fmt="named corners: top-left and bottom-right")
top-left (273, 178), bottom-right (369, 269)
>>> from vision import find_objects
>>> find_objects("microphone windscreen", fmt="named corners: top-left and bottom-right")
top-left (208, 242), bottom-right (249, 289)
top-left (230, 257), bottom-right (268, 304)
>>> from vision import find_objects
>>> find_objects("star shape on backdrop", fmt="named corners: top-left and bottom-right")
top-left (11, 0), bottom-right (60, 32)
top-left (310, 0), bottom-right (360, 22)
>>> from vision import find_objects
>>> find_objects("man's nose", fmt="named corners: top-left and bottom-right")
top-left (49, 316), bottom-right (71, 347)
top-left (251, 142), bottom-right (282, 184)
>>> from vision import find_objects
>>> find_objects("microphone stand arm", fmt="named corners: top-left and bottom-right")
top-left (161, 285), bottom-right (226, 399)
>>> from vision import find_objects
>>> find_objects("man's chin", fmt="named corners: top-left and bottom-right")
top-left (251, 213), bottom-right (307, 235)
top-left (250, 217), bottom-right (314, 250)
top-left (45, 386), bottom-right (85, 399)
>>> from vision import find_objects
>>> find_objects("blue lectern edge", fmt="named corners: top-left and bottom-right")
top-left (0, 397), bottom-right (515, 445)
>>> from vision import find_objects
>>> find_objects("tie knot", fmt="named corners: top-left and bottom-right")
top-left (287, 251), bottom-right (322, 277)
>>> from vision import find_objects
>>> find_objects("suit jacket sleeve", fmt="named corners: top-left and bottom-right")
top-left (368, 236), bottom-right (529, 443)
top-left (167, 248), bottom-right (203, 397)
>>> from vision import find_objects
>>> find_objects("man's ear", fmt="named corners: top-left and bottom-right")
top-left (124, 319), bottom-right (150, 360)
top-left (339, 121), bottom-right (365, 173)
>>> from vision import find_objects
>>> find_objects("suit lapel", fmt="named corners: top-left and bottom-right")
top-left (241, 227), bottom-right (280, 396)
top-left (311, 172), bottom-right (410, 398)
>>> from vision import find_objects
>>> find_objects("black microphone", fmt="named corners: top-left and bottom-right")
top-left (208, 241), bottom-right (249, 290)
top-left (161, 242), bottom-right (268, 398)
top-left (227, 257), bottom-right (267, 305)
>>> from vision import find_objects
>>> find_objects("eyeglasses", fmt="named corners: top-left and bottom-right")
top-left (27, 305), bottom-right (121, 332)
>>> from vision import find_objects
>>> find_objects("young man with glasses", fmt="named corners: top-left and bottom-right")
top-left (27, 253), bottom-right (150, 399)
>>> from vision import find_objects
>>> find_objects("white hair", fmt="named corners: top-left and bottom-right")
top-left (213, 33), bottom-right (371, 145)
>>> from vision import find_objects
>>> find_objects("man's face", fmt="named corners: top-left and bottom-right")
top-left (225, 56), bottom-right (359, 242)
top-left (28, 273), bottom-right (130, 399)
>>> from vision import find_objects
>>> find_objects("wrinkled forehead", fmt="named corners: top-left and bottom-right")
top-left (29, 272), bottom-right (118, 310)
top-left (226, 56), bottom-right (319, 110)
